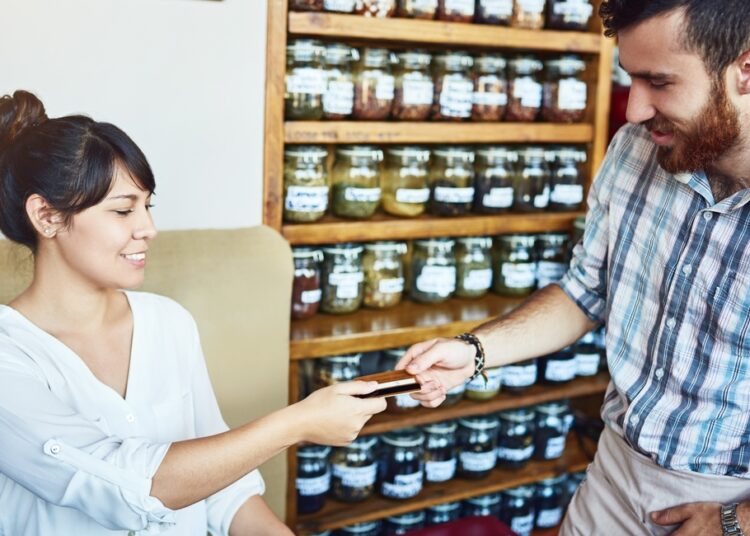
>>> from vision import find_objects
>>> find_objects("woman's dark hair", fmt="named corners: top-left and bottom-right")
top-left (0, 90), bottom-right (155, 251)
top-left (600, 0), bottom-right (750, 76)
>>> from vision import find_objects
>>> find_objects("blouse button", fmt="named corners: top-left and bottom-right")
top-left (50, 444), bottom-right (61, 455)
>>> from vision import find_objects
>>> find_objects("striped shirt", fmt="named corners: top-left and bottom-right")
top-left (558, 123), bottom-right (750, 476)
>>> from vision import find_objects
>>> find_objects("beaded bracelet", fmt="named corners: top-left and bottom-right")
top-left (455, 332), bottom-right (488, 384)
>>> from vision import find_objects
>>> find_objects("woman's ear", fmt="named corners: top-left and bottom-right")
top-left (25, 194), bottom-right (63, 238)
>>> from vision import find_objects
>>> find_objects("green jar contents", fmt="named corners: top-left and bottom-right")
top-left (493, 234), bottom-right (537, 296)
top-left (381, 146), bottom-right (431, 217)
top-left (455, 236), bottom-right (493, 298)
top-left (381, 348), bottom-right (421, 412)
top-left (542, 55), bottom-right (588, 123)
top-left (331, 436), bottom-right (379, 502)
top-left (332, 146), bottom-right (383, 219)
top-left (473, 146), bottom-right (518, 214)
top-left (465, 366), bottom-right (503, 401)
top-left (313, 354), bottom-right (362, 390)
top-left (536, 232), bottom-right (569, 288)
top-left (283, 145), bottom-right (329, 223)
top-left (392, 51), bottom-right (434, 121)
top-left (285, 39), bottom-right (327, 120)
top-left (363, 241), bottom-right (406, 309)
top-left (431, 52), bottom-right (475, 121)
top-left (321, 243), bottom-right (365, 314)
top-left (549, 147), bottom-right (586, 211)
top-left (456, 415), bottom-right (500, 479)
top-left (472, 54), bottom-right (508, 122)
top-left (410, 238), bottom-right (456, 303)
top-left (428, 147), bottom-right (475, 216)
top-left (323, 43), bottom-right (357, 120)
top-left (514, 146), bottom-right (550, 212)
top-left (353, 48), bottom-right (395, 120)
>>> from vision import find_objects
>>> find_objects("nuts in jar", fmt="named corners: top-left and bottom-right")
top-left (331, 145), bottom-right (383, 219)
top-left (331, 436), bottom-right (379, 502)
top-left (353, 48), bottom-right (395, 120)
top-left (392, 51), bottom-right (434, 121)
top-left (424, 421), bottom-right (458, 483)
top-left (431, 52), bottom-right (474, 121)
top-left (381, 146), bottom-right (431, 217)
top-left (546, 0), bottom-right (593, 31)
top-left (506, 55), bottom-right (544, 122)
top-left (321, 243), bottom-right (365, 314)
top-left (493, 234), bottom-right (537, 297)
top-left (363, 241), bottom-right (407, 309)
top-left (473, 146), bottom-right (517, 214)
top-left (354, 0), bottom-right (396, 16)
top-left (291, 247), bottom-right (324, 320)
top-left (457, 415), bottom-right (499, 479)
top-left (313, 354), bottom-right (362, 390)
top-left (436, 0), bottom-right (475, 22)
top-left (475, 0), bottom-right (514, 24)
top-left (542, 55), bottom-right (588, 123)
top-left (396, 0), bottom-right (438, 18)
top-left (379, 428), bottom-right (425, 500)
top-left (285, 40), bottom-right (327, 120)
top-left (472, 54), bottom-right (509, 121)
top-left (428, 146), bottom-right (475, 216)
top-left (455, 236), bottom-right (493, 298)
top-left (283, 145), bottom-right (329, 223)
top-left (511, 0), bottom-right (547, 30)
top-left (410, 238), bottom-right (456, 303)
top-left (323, 43), bottom-right (357, 120)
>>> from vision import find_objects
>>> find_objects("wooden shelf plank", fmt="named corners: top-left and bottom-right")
top-left (283, 211), bottom-right (584, 246)
top-left (288, 12), bottom-right (603, 54)
top-left (285, 121), bottom-right (594, 145)
top-left (296, 435), bottom-right (595, 533)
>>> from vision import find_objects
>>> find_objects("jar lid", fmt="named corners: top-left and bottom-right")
top-left (287, 39), bottom-right (326, 62)
top-left (539, 474), bottom-right (569, 485)
top-left (497, 233), bottom-right (537, 248)
top-left (397, 50), bottom-right (432, 68)
top-left (498, 407), bottom-right (535, 423)
top-left (434, 51), bottom-right (474, 71)
top-left (522, 146), bottom-right (547, 161)
top-left (476, 146), bottom-right (519, 162)
top-left (556, 146), bottom-right (588, 163)
top-left (344, 435), bottom-right (379, 450)
top-left (386, 511), bottom-right (426, 524)
top-left (475, 54), bottom-right (507, 73)
top-left (414, 237), bottom-right (456, 248)
top-left (284, 145), bottom-right (328, 160)
top-left (292, 247), bottom-right (324, 262)
top-left (359, 47), bottom-right (392, 68)
top-left (536, 399), bottom-right (570, 414)
top-left (336, 145), bottom-right (384, 161)
top-left (458, 415), bottom-right (500, 430)
top-left (546, 55), bottom-right (586, 74)
top-left (505, 485), bottom-right (535, 498)
top-left (382, 428), bottom-right (425, 447)
top-left (322, 243), bottom-right (365, 255)
top-left (386, 145), bottom-right (431, 162)
top-left (433, 146), bottom-right (475, 162)
top-left (573, 215), bottom-right (586, 230)
top-left (466, 492), bottom-right (501, 506)
top-left (340, 521), bottom-right (381, 533)
top-left (424, 420), bottom-right (457, 434)
top-left (429, 501), bottom-right (461, 512)
top-left (537, 232), bottom-right (569, 247)
top-left (457, 236), bottom-right (492, 249)
top-left (325, 43), bottom-right (357, 65)
top-left (364, 240), bottom-right (408, 254)
top-left (509, 56), bottom-right (544, 74)
top-left (320, 353), bottom-right (362, 365)
top-left (298, 444), bottom-right (332, 458)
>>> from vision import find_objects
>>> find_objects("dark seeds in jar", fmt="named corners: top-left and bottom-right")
top-left (472, 54), bottom-right (508, 122)
top-left (476, 0), bottom-right (514, 24)
top-left (291, 247), bottom-right (324, 320)
top-left (290, 0), bottom-right (325, 10)
top-left (396, 0), bottom-right (438, 18)
top-left (506, 56), bottom-right (543, 122)
top-left (436, 0), bottom-right (475, 22)
top-left (546, 0), bottom-right (593, 31)
top-left (353, 48), bottom-right (395, 120)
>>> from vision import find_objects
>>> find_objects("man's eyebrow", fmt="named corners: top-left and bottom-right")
top-left (618, 62), bottom-right (674, 81)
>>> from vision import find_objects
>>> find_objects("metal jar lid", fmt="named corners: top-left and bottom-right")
top-left (386, 511), bottom-right (426, 524)
top-left (466, 492), bottom-right (501, 506)
top-left (339, 521), bottom-right (381, 534)
top-left (497, 233), bottom-right (537, 249)
top-left (342, 435), bottom-right (379, 451)
top-left (521, 146), bottom-right (548, 161)
top-left (498, 407), bottom-right (535, 423)
top-left (359, 47), bottom-right (392, 69)
top-left (320, 353), bottom-right (362, 366)
top-left (509, 55), bottom-right (544, 75)
top-left (505, 484), bottom-right (535, 498)
top-left (414, 237), bottom-right (456, 252)
top-left (287, 39), bottom-right (326, 62)
top-left (546, 54), bottom-right (586, 75)
top-left (364, 241), bottom-right (408, 255)
top-left (382, 428), bottom-right (425, 448)
top-left (458, 415), bottom-right (500, 430)
top-left (475, 54), bottom-right (508, 74)
top-left (335, 144), bottom-right (384, 161)
top-left (536, 399), bottom-right (570, 415)
top-left (429, 501), bottom-right (461, 512)
top-left (434, 51), bottom-right (474, 71)
top-left (325, 43), bottom-right (357, 66)
top-left (537, 232), bottom-right (569, 248)
top-left (298, 444), bottom-right (332, 458)
top-left (433, 146), bottom-right (475, 162)
top-left (292, 247), bottom-right (324, 262)
top-left (456, 236), bottom-right (493, 249)
top-left (284, 145), bottom-right (328, 161)
top-left (396, 50), bottom-right (432, 69)
top-left (476, 145), bottom-right (519, 163)
top-left (321, 243), bottom-right (365, 256)
top-left (386, 145), bottom-right (431, 162)
top-left (424, 420), bottom-right (458, 434)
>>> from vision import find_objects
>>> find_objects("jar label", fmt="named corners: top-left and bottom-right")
top-left (511, 513), bottom-right (535, 535)
top-left (513, 77), bottom-right (542, 108)
top-left (413, 0), bottom-right (438, 8)
top-left (300, 289), bottom-right (322, 304)
top-left (545, 358), bottom-right (577, 382)
top-left (500, 262), bottom-right (536, 288)
top-left (426, 458), bottom-right (457, 482)
top-left (434, 186), bottom-right (475, 203)
top-left (344, 187), bottom-right (381, 203)
top-left (537, 261), bottom-right (567, 287)
top-left (466, 367), bottom-right (502, 391)
top-left (382, 471), bottom-right (423, 499)
top-left (496, 444), bottom-right (534, 462)
top-left (324, 80), bottom-right (354, 115)
top-left (551, 184), bottom-right (583, 205)
top-left (403, 78), bottom-right (434, 105)
top-left (324, 0), bottom-right (355, 11)
top-left (286, 68), bottom-right (327, 96)
top-left (296, 471), bottom-right (331, 496)
top-left (376, 75), bottom-right (396, 101)
top-left (330, 272), bottom-right (364, 300)
top-left (445, 0), bottom-right (475, 12)
top-left (332, 463), bottom-right (377, 487)
top-left (395, 392), bottom-right (420, 408)
top-left (575, 352), bottom-right (600, 376)
top-left (396, 187), bottom-right (430, 203)
top-left (416, 266), bottom-right (456, 296)
top-left (480, 0), bottom-right (513, 17)
top-left (379, 277), bottom-right (405, 294)
top-left (544, 435), bottom-right (566, 459)
top-left (483, 187), bottom-right (514, 208)
top-left (558, 79), bottom-right (588, 110)
top-left (473, 90), bottom-right (508, 107)
top-left (285, 186), bottom-right (329, 213)
top-left (518, 0), bottom-right (545, 13)
top-left (463, 269), bottom-right (493, 291)
top-left (501, 363), bottom-right (537, 387)
top-left (439, 75), bottom-right (474, 118)
top-left (533, 185), bottom-right (550, 208)
top-left (537, 507), bottom-right (563, 528)
top-left (553, 1), bottom-right (594, 23)
top-left (459, 451), bottom-right (496, 472)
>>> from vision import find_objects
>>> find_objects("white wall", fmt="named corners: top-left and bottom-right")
top-left (1, 0), bottom-right (268, 231)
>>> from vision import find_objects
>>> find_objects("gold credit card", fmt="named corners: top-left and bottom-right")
top-left (355, 370), bottom-right (421, 398)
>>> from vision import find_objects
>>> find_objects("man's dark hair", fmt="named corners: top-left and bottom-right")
top-left (600, 0), bottom-right (750, 75)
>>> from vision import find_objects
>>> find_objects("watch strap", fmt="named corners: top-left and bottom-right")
top-left (721, 503), bottom-right (745, 536)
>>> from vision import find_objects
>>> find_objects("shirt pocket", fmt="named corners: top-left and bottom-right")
top-left (151, 393), bottom-right (193, 442)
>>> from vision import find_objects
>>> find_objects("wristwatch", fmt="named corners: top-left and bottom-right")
top-left (720, 503), bottom-right (745, 536)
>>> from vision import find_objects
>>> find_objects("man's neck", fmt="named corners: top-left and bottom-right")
top-left (706, 139), bottom-right (750, 201)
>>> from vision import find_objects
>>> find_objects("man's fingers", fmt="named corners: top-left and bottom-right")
top-left (395, 339), bottom-right (440, 370)
top-left (651, 504), bottom-right (693, 525)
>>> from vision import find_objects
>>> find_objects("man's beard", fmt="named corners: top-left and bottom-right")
top-left (644, 81), bottom-right (741, 174)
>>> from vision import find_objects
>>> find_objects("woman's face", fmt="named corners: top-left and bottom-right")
top-left (53, 164), bottom-right (157, 290)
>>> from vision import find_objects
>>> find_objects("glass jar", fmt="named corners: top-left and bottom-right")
top-left (291, 0), bottom-right (324, 11)
top-left (323, 43), bottom-right (356, 120)
top-left (455, 236), bottom-right (493, 298)
top-left (431, 52), bottom-right (475, 121)
top-left (534, 400), bottom-right (573, 461)
top-left (324, 0), bottom-right (356, 12)
top-left (379, 428), bottom-right (425, 500)
top-left (383, 511), bottom-right (426, 535)
top-left (426, 501), bottom-right (462, 525)
top-left (535, 475), bottom-right (567, 529)
top-left (465, 366), bottom-right (503, 401)
top-left (511, 0), bottom-right (547, 29)
top-left (333, 521), bottom-right (382, 536)
top-left (428, 146), bottom-right (475, 216)
top-left (363, 241), bottom-right (407, 309)
top-left (381, 146), bottom-right (431, 217)
top-left (313, 354), bottom-right (362, 390)
top-left (493, 234), bottom-right (537, 297)
top-left (502, 486), bottom-right (536, 536)
top-left (354, 0), bottom-right (396, 16)
top-left (392, 51), bottom-right (434, 121)
top-left (283, 145), bottom-right (329, 223)
top-left (497, 408), bottom-right (535, 469)
top-left (436, 0), bottom-right (475, 22)
top-left (410, 238), bottom-right (457, 303)
top-left (539, 348), bottom-right (577, 384)
top-left (472, 55), bottom-right (508, 122)
top-left (514, 147), bottom-right (550, 212)
top-left (353, 48), bottom-right (395, 120)
top-left (331, 436), bottom-right (379, 502)
top-left (331, 146), bottom-right (383, 219)
top-left (381, 348), bottom-right (422, 413)
top-left (474, 146), bottom-right (517, 214)
top-left (457, 415), bottom-right (499, 479)
top-left (501, 358), bottom-right (538, 393)
top-left (424, 421), bottom-right (458, 483)
top-left (549, 147), bottom-right (586, 211)
top-left (546, 0), bottom-right (593, 31)
top-left (476, 0), bottom-right (514, 24)
top-left (463, 493), bottom-right (501, 517)
top-left (285, 39), bottom-right (327, 120)
top-left (396, 0), bottom-right (438, 18)
top-left (444, 381), bottom-right (466, 406)
top-left (296, 445), bottom-right (331, 514)
top-left (542, 55), bottom-right (588, 123)
top-left (536, 232), bottom-right (569, 288)
top-left (292, 247), bottom-right (324, 320)
top-left (321, 244), bottom-right (365, 314)
top-left (506, 56), bottom-right (543, 122)
top-left (573, 330), bottom-right (602, 377)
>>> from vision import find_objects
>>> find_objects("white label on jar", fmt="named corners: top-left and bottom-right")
top-left (466, 367), bottom-right (502, 392)
top-left (551, 184), bottom-right (583, 205)
top-left (514, 77), bottom-right (542, 108)
top-left (544, 435), bottom-right (566, 459)
top-left (447, 383), bottom-right (466, 395)
top-left (537, 261), bottom-right (566, 287)
top-left (375, 75), bottom-right (396, 101)
top-left (379, 277), bottom-right (405, 294)
top-left (285, 186), bottom-right (329, 213)
top-left (460, 451), bottom-right (496, 472)
top-left (483, 187), bottom-right (514, 208)
top-left (439, 75), bottom-right (474, 118)
top-left (416, 266), bottom-right (456, 296)
top-left (553, 1), bottom-right (594, 22)
top-left (545, 358), bottom-right (577, 382)
top-left (344, 187), bottom-right (381, 203)
top-left (511, 514), bottom-right (535, 536)
top-left (434, 186), bottom-right (474, 203)
top-left (395, 392), bottom-right (420, 408)
top-left (396, 187), bottom-right (430, 203)
top-left (537, 507), bottom-right (564, 528)
top-left (496, 444), bottom-right (534, 462)
top-left (382, 471), bottom-right (423, 499)
top-left (445, 0), bottom-right (475, 12)
top-left (330, 272), bottom-right (363, 300)
top-left (463, 269), bottom-right (493, 291)
top-left (323, 80), bottom-right (354, 115)
top-left (473, 90), bottom-right (508, 107)
top-left (414, 0), bottom-right (438, 8)
top-left (324, 0), bottom-right (355, 11)
top-left (426, 458), bottom-right (456, 482)
top-left (576, 352), bottom-right (601, 376)
top-left (301, 289), bottom-right (322, 304)
top-left (480, 0), bottom-right (513, 17)
top-left (286, 68), bottom-right (327, 96)
top-left (296, 471), bottom-right (331, 496)
top-left (559, 79), bottom-right (588, 110)
top-left (501, 262), bottom-right (536, 289)
top-left (332, 463), bottom-right (377, 488)
top-left (501, 363), bottom-right (537, 387)
top-left (518, 0), bottom-right (545, 13)
top-left (403, 78), bottom-right (434, 105)
top-left (534, 185), bottom-right (550, 208)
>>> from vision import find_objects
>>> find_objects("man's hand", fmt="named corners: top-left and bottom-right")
top-left (651, 501), bottom-right (750, 536)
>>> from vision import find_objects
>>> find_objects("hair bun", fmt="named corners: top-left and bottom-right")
top-left (0, 90), bottom-right (48, 150)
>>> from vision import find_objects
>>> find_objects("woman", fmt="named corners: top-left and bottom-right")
top-left (0, 90), bottom-right (389, 535)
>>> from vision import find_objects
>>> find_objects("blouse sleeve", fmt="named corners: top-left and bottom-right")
top-left (0, 339), bottom-right (176, 533)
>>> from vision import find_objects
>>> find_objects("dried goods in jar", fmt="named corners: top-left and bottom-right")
top-left (323, 43), bottom-right (357, 120)
top-left (285, 40), bottom-right (327, 120)
top-left (378, 429), bottom-right (425, 500)
top-left (331, 436), bottom-right (378, 502)
top-left (354, 0), bottom-right (396, 16)
top-left (455, 236), bottom-right (493, 298)
top-left (396, 0), bottom-right (438, 18)
top-left (511, 0), bottom-right (547, 30)
top-left (475, 0), bottom-right (514, 24)
top-left (436, 0), bottom-right (475, 22)
top-left (392, 51), bottom-right (434, 121)
top-left (331, 145), bottom-right (383, 219)
top-left (353, 48), bottom-right (395, 120)
top-left (410, 238), bottom-right (456, 303)
top-left (290, 0), bottom-right (325, 10)
top-left (431, 52), bottom-right (474, 121)
top-left (381, 146), bottom-right (431, 217)
top-left (472, 54), bottom-right (509, 121)
top-left (427, 146), bottom-right (475, 216)
top-left (320, 243), bottom-right (365, 314)
top-left (283, 145), bottom-right (329, 223)
top-left (546, 0), bottom-right (593, 31)
top-left (291, 247), bottom-right (324, 320)
top-left (506, 55), bottom-right (543, 122)
top-left (542, 55), bottom-right (588, 123)
top-left (363, 241), bottom-right (406, 309)
top-left (473, 146), bottom-right (517, 214)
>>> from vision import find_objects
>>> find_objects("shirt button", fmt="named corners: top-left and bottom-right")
top-left (703, 212), bottom-right (713, 221)
top-left (666, 317), bottom-right (677, 329)
top-left (50, 444), bottom-right (61, 455)
top-left (126, 414), bottom-right (136, 423)
top-left (630, 415), bottom-right (640, 425)
top-left (682, 265), bottom-right (692, 276)
top-left (655, 368), bottom-right (665, 379)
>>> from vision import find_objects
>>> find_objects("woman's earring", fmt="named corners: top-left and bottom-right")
top-left (44, 228), bottom-right (51, 235)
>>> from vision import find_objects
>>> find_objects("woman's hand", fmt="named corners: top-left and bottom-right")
top-left (294, 381), bottom-right (387, 446)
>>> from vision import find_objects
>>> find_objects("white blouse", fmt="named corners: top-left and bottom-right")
top-left (0, 291), bottom-right (264, 536)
